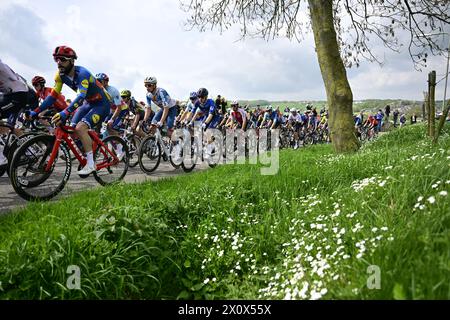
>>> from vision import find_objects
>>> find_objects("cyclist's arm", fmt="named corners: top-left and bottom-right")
top-left (204, 101), bottom-right (217, 125)
top-left (204, 113), bottom-right (213, 125)
top-left (109, 107), bottom-right (122, 123)
top-left (158, 90), bottom-right (171, 124)
top-left (34, 72), bottom-right (64, 113)
top-left (132, 111), bottom-right (140, 130)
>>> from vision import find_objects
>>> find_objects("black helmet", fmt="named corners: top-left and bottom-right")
top-left (197, 88), bottom-right (208, 98)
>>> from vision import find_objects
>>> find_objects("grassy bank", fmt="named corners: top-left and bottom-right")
top-left (0, 124), bottom-right (449, 299)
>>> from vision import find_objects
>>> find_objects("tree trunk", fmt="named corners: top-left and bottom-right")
top-left (308, 0), bottom-right (360, 153)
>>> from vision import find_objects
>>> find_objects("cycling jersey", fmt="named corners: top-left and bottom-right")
top-left (231, 108), bottom-right (247, 126)
top-left (288, 113), bottom-right (302, 123)
top-left (39, 66), bottom-right (112, 128)
top-left (105, 85), bottom-right (123, 109)
top-left (128, 97), bottom-right (145, 118)
top-left (0, 58), bottom-right (28, 93)
top-left (148, 87), bottom-right (177, 129)
top-left (35, 87), bottom-right (67, 111)
top-left (146, 87), bottom-right (177, 109)
top-left (192, 98), bottom-right (217, 118)
top-left (39, 66), bottom-right (112, 114)
top-left (185, 100), bottom-right (196, 113)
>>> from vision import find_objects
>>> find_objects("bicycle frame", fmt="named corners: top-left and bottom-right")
top-left (44, 125), bottom-right (120, 172)
top-left (151, 126), bottom-right (172, 158)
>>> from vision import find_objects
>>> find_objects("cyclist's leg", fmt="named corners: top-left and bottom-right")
top-left (166, 107), bottom-right (177, 138)
top-left (75, 102), bottom-right (110, 173)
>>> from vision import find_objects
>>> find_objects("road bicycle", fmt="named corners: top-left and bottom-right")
top-left (0, 118), bottom-right (48, 177)
top-left (137, 125), bottom-right (183, 174)
top-left (9, 122), bottom-right (129, 201)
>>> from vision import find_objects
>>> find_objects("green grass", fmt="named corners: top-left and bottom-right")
top-left (0, 124), bottom-right (449, 299)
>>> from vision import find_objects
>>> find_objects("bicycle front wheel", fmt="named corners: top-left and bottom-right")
top-left (180, 136), bottom-right (199, 173)
top-left (9, 135), bottom-right (71, 201)
top-left (127, 134), bottom-right (141, 168)
top-left (138, 135), bottom-right (161, 174)
top-left (93, 135), bottom-right (129, 186)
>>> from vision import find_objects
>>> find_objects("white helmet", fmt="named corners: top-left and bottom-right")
top-left (231, 100), bottom-right (239, 106)
top-left (291, 108), bottom-right (297, 113)
top-left (144, 76), bottom-right (157, 84)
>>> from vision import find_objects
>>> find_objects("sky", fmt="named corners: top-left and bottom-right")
top-left (1, 0), bottom-right (449, 105)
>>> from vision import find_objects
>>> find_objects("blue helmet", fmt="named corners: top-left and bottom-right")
top-left (189, 91), bottom-right (198, 99)
top-left (96, 73), bottom-right (109, 81)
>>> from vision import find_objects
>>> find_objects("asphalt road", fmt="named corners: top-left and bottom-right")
top-left (0, 161), bottom-right (208, 215)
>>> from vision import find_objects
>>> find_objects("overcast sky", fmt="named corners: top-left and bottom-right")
top-left (1, 0), bottom-right (449, 104)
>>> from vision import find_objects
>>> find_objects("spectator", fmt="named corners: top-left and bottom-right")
top-left (220, 96), bottom-right (227, 115)
top-left (393, 109), bottom-right (399, 127)
top-left (410, 113), bottom-right (417, 124)
top-left (375, 109), bottom-right (384, 132)
top-left (385, 104), bottom-right (391, 122)
top-left (215, 95), bottom-right (222, 113)
top-left (400, 114), bottom-right (406, 127)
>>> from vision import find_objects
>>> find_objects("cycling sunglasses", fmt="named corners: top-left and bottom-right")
top-left (54, 56), bottom-right (72, 63)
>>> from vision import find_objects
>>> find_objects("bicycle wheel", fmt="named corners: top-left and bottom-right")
top-left (169, 141), bottom-right (182, 169)
top-left (9, 135), bottom-right (71, 201)
top-left (204, 140), bottom-right (221, 168)
top-left (304, 134), bottom-right (313, 146)
top-left (138, 135), bottom-right (161, 174)
top-left (5, 132), bottom-right (42, 177)
top-left (93, 135), bottom-right (129, 186)
top-left (181, 136), bottom-right (199, 173)
top-left (125, 134), bottom-right (141, 168)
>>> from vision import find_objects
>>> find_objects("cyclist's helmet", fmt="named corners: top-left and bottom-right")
top-left (197, 87), bottom-right (208, 98)
top-left (291, 108), bottom-right (297, 113)
top-left (231, 100), bottom-right (239, 107)
top-left (144, 76), bottom-right (157, 85)
top-left (53, 46), bottom-right (77, 59)
top-left (120, 89), bottom-right (132, 98)
top-left (31, 76), bottom-right (46, 87)
top-left (189, 91), bottom-right (198, 99)
top-left (96, 73), bottom-right (109, 82)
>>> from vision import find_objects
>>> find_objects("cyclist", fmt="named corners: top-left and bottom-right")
top-left (120, 89), bottom-right (146, 138)
top-left (97, 73), bottom-right (125, 134)
top-left (1, 58), bottom-right (38, 129)
top-left (31, 76), bottom-right (67, 113)
top-left (178, 91), bottom-right (198, 125)
top-left (259, 107), bottom-right (273, 129)
top-left (30, 46), bottom-right (113, 175)
top-left (96, 73), bottom-right (128, 140)
top-left (144, 76), bottom-right (178, 138)
top-left (30, 76), bottom-right (67, 130)
top-left (270, 107), bottom-right (282, 130)
top-left (226, 100), bottom-right (248, 130)
top-left (187, 88), bottom-right (222, 129)
top-left (287, 108), bottom-right (302, 149)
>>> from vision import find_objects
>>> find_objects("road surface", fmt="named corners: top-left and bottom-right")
top-left (0, 162), bottom-right (208, 215)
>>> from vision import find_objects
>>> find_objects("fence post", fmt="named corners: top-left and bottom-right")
top-left (429, 71), bottom-right (436, 138)
top-left (425, 84), bottom-right (430, 135)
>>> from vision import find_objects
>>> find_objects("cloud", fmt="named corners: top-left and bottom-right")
top-left (0, 4), bottom-right (51, 70)
top-left (2, 0), bottom-right (448, 103)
